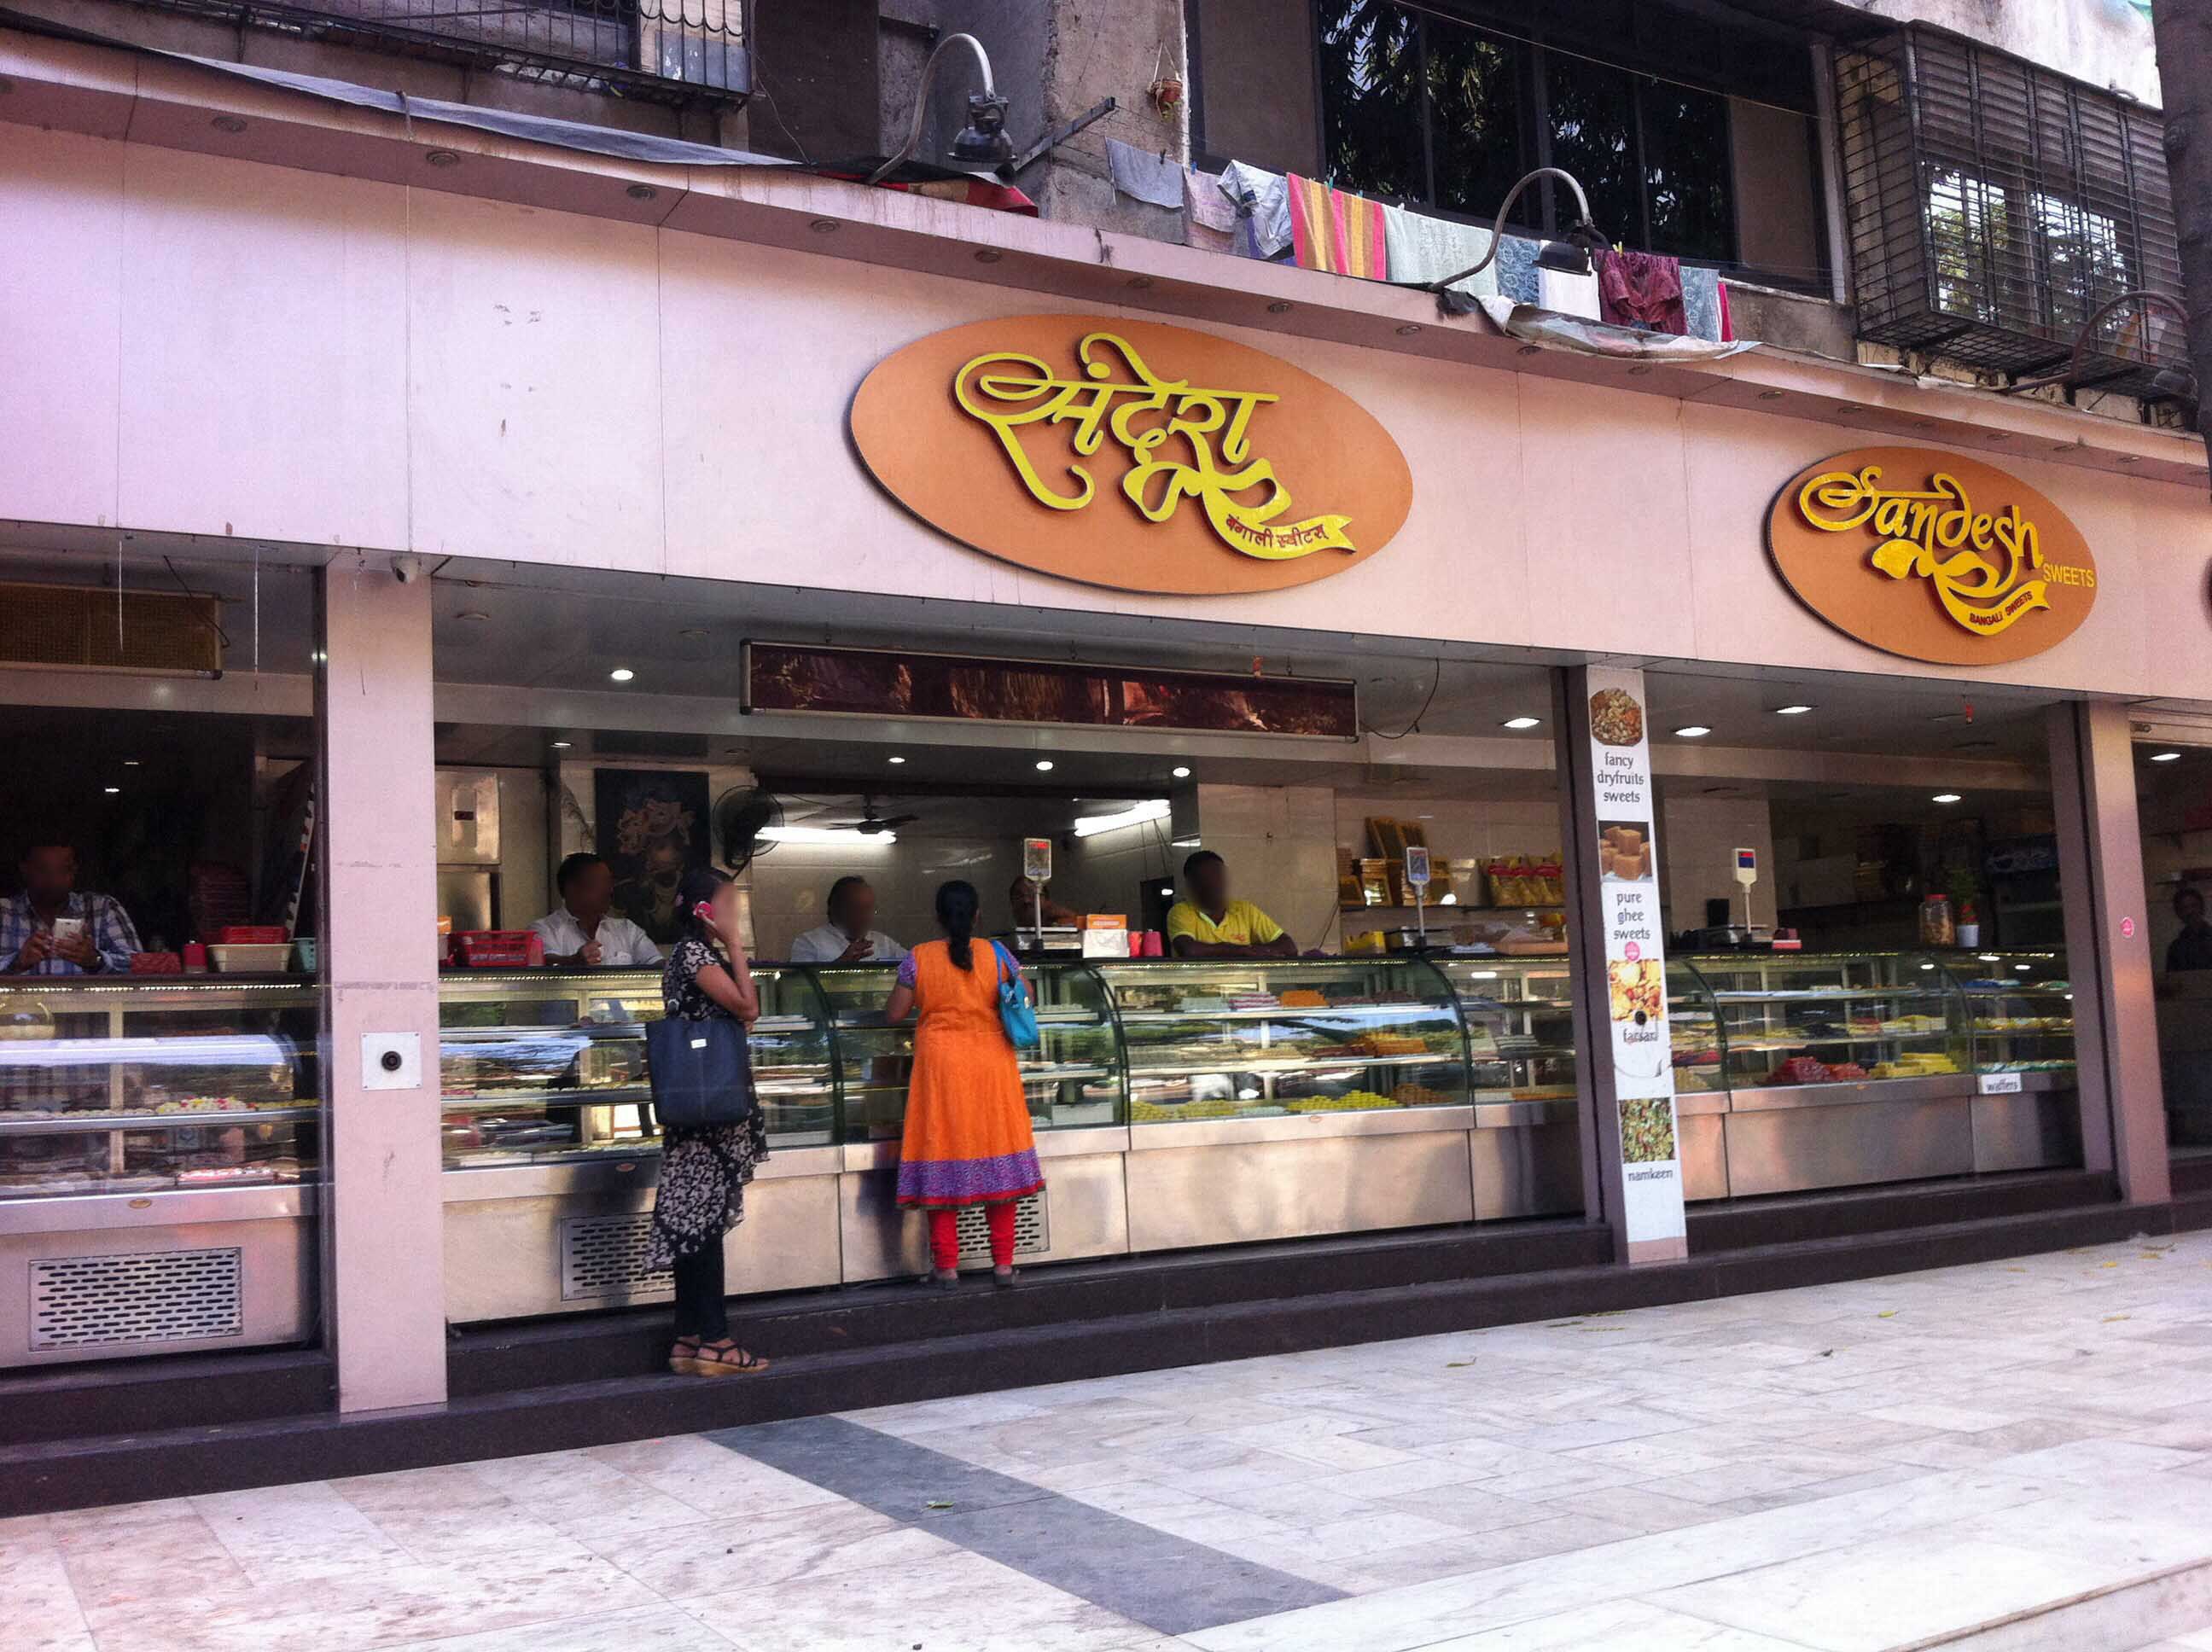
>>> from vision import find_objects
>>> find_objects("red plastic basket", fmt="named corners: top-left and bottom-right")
top-left (212, 925), bottom-right (288, 945)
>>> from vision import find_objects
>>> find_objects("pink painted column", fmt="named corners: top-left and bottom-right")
top-left (2051, 701), bottom-right (2170, 1207)
top-left (319, 560), bottom-right (447, 1411)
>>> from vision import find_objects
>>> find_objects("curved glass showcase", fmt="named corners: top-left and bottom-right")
top-left (1433, 957), bottom-right (1575, 1104)
top-left (1100, 957), bottom-right (1466, 1121)
top-left (0, 977), bottom-right (320, 1199)
top-left (1666, 950), bottom-right (2074, 1095)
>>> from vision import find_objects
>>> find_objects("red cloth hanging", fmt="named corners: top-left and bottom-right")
top-left (1596, 249), bottom-right (1688, 335)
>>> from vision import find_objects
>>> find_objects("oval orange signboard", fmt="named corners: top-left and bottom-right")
top-left (1767, 447), bottom-right (2098, 666)
top-left (851, 315), bottom-right (1412, 596)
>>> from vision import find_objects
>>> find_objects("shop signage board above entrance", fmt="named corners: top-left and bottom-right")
top-left (1767, 448), bottom-right (2098, 666)
top-left (851, 316), bottom-right (1413, 596)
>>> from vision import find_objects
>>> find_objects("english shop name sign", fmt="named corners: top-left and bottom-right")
top-left (1767, 448), bottom-right (2099, 666)
top-left (850, 316), bottom-right (1412, 596)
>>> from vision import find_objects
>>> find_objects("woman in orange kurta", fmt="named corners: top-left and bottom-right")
top-left (884, 881), bottom-right (1043, 1288)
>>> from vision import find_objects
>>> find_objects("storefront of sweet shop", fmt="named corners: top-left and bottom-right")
top-left (1, 40), bottom-right (2207, 1493)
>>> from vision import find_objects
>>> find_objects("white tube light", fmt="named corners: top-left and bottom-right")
top-left (757, 825), bottom-right (899, 846)
top-left (1073, 799), bottom-right (1171, 839)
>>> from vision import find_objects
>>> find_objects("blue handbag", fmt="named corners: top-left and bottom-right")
top-left (992, 941), bottom-right (1041, 1049)
top-left (643, 1013), bottom-right (758, 1128)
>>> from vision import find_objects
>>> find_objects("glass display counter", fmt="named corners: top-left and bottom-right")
top-left (1667, 949), bottom-right (2078, 1197)
top-left (1435, 957), bottom-right (1576, 1105)
top-left (0, 976), bottom-right (321, 1367)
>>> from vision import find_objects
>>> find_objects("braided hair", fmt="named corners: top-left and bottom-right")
top-left (935, 879), bottom-right (980, 972)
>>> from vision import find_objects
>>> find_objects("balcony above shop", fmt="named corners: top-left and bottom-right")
top-left (116, 0), bottom-right (748, 105)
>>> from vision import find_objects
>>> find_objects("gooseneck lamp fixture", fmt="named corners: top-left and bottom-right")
top-left (1429, 166), bottom-right (1609, 291)
top-left (870, 32), bottom-right (1015, 185)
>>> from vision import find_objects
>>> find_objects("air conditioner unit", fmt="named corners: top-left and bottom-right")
top-left (0, 583), bottom-right (224, 677)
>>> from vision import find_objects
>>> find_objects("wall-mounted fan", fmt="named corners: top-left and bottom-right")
top-left (822, 795), bottom-right (920, 836)
top-left (713, 787), bottom-right (784, 872)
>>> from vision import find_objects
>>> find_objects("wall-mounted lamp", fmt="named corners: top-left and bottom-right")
top-left (1430, 166), bottom-right (1608, 293)
top-left (870, 32), bottom-right (1014, 185)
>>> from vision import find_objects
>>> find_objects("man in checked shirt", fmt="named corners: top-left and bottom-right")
top-left (1, 841), bottom-right (142, 975)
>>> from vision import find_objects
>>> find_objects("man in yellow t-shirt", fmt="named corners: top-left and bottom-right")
top-left (1166, 850), bottom-right (1298, 959)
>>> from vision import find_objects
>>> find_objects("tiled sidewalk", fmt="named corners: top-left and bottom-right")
top-left (8, 1230), bottom-right (2212, 1651)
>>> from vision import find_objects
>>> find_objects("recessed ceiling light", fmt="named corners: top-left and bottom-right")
top-left (122, 759), bottom-right (140, 767)
top-left (809, 218), bottom-right (839, 233)
top-left (678, 628), bottom-right (707, 640)
top-left (1035, 759), bottom-right (1056, 772)
top-left (424, 148), bottom-right (463, 169)
top-left (1172, 765), bottom-right (1192, 778)
top-left (608, 667), bottom-right (635, 683)
top-left (102, 786), bottom-right (120, 794)
top-left (456, 611), bottom-right (490, 623)
top-left (1501, 716), bottom-right (1542, 730)
top-left (210, 114), bottom-right (247, 134)
top-left (1932, 793), bottom-right (1963, 804)
top-left (626, 183), bottom-right (658, 201)
top-left (974, 248), bottom-right (1004, 264)
top-left (2150, 751), bottom-right (2183, 763)
top-left (888, 755), bottom-right (906, 765)
top-left (1773, 704), bottom-right (1814, 716)
top-left (1674, 725), bottom-right (1713, 738)
top-left (550, 741), bottom-right (572, 750)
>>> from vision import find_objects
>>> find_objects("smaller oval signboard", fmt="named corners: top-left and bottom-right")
top-left (851, 315), bottom-right (1413, 596)
top-left (1767, 447), bottom-right (2098, 666)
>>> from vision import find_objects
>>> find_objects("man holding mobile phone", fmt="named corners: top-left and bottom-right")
top-left (2, 841), bottom-right (142, 974)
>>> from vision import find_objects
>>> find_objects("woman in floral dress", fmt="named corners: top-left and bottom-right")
top-left (651, 867), bottom-right (771, 1376)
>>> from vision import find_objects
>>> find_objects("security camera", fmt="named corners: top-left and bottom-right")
top-left (391, 555), bottom-right (423, 585)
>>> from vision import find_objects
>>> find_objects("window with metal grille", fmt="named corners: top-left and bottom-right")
top-left (1836, 26), bottom-right (2184, 395)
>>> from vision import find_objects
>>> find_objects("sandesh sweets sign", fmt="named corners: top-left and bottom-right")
top-left (1767, 448), bottom-right (2098, 666)
top-left (851, 316), bottom-right (1413, 596)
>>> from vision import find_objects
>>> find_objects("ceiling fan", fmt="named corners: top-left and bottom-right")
top-left (821, 794), bottom-right (921, 835)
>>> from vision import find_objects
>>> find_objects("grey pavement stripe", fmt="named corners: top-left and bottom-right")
top-left (707, 1415), bottom-right (1348, 1635)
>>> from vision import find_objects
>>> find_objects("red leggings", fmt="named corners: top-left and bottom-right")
top-left (928, 1202), bottom-right (1016, 1271)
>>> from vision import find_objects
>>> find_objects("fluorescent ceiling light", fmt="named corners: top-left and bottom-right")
top-left (1501, 716), bottom-right (1541, 730)
top-left (1774, 704), bottom-right (1814, 716)
top-left (758, 825), bottom-right (898, 846)
top-left (2150, 751), bottom-right (2182, 763)
top-left (888, 755), bottom-right (907, 765)
top-left (1932, 793), bottom-right (1962, 804)
top-left (1674, 725), bottom-right (1712, 738)
top-left (1074, 799), bottom-right (1170, 839)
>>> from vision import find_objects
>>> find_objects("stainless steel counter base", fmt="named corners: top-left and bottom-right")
top-left (438, 1108), bottom-right (1586, 1324)
top-left (0, 1185), bottom-right (317, 1368)
top-left (1675, 1073), bottom-right (2081, 1202)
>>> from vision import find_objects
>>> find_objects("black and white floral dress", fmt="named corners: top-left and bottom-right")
top-left (647, 939), bottom-right (770, 1271)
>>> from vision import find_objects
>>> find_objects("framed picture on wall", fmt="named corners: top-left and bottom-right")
top-left (594, 769), bottom-right (711, 944)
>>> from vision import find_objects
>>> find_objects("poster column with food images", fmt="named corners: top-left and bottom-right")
top-left (1561, 666), bottom-right (1688, 1263)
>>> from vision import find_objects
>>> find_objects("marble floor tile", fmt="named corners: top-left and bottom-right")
top-left (586, 1434), bottom-right (849, 1521)
top-left (681, 1544), bottom-right (1160, 1652)
top-left (1216, 1509), bottom-right (1472, 1574)
top-left (1645, 1533), bottom-right (2138, 1652)
top-left (607, 1500), bottom-right (956, 1599)
top-left (1984, 1440), bottom-right (2208, 1484)
top-left (195, 1480), bottom-right (414, 1583)
top-left (1325, 1458), bottom-right (1527, 1504)
top-left (378, 1603), bottom-right (742, 1652)
top-left (1418, 1598), bottom-right (1818, 1650)
top-left (463, 1450), bottom-right (708, 1541)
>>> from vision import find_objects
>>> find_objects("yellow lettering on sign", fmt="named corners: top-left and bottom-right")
top-left (1797, 466), bottom-right (2055, 637)
top-left (953, 332), bottom-right (1355, 561)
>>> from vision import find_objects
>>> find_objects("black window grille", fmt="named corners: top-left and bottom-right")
top-left (1836, 25), bottom-right (2183, 395)
top-left (130, 0), bottom-right (746, 104)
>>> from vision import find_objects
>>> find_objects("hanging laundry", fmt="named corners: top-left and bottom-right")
top-left (1718, 278), bottom-right (1738, 342)
top-left (1380, 205), bottom-right (1499, 300)
top-left (1183, 166), bottom-right (1240, 253)
top-left (1594, 249), bottom-right (1687, 335)
top-left (1106, 137), bottom-right (1185, 209)
top-left (1221, 161), bottom-right (1294, 259)
top-left (1680, 265), bottom-right (1724, 342)
top-left (1288, 174), bottom-right (1390, 280)
top-left (1492, 235), bottom-right (1542, 305)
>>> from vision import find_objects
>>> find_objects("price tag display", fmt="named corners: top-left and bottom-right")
top-left (1405, 846), bottom-right (1431, 888)
top-left (1022, 837), bottom-right (1053, 881)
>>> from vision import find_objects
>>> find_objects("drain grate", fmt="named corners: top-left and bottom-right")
top-left (954, 1193), bottom-right (1047, 1262)
top-left (32, 1248), bottom-right (243, 1350)
top-left (562, 1213), bottom-right (671, 1300)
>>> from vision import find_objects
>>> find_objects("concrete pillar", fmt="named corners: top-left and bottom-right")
top-left (2050, 701), bottom-right (2169, 1207)
top-left (318, 559), bottom-right (447, 1411)
top-left (1558, 666), bottom-right (1688, 1264)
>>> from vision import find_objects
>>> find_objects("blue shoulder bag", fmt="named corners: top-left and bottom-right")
top-left (992, 941), bottom-right (1041, 1049)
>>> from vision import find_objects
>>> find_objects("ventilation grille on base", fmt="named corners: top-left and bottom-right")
top-left (32, 1248), bottom-right (244, 1349)
top-left (955, 1194), bottom-right (1047, 1261)
top-left (0, 584), bottom-right (224, 676)
top-left (562, 1213), bottom-right (671, 1300)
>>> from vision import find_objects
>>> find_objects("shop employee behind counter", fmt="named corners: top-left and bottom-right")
top-left (532, 852), bottom-right (663, 968)
top-left (1167, 851), bottom-right (1297, 959)
top-left (789, 876), bottom-right (908, 965)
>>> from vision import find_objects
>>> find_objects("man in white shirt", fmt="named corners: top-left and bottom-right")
top-left (532, 853), bottom-right (663, 968)
top-left (788, 875), bottom-right (906, 965)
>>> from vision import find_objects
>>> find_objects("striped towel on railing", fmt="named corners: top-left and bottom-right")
top-left (1287, 174), bottom-right (1390, 279)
